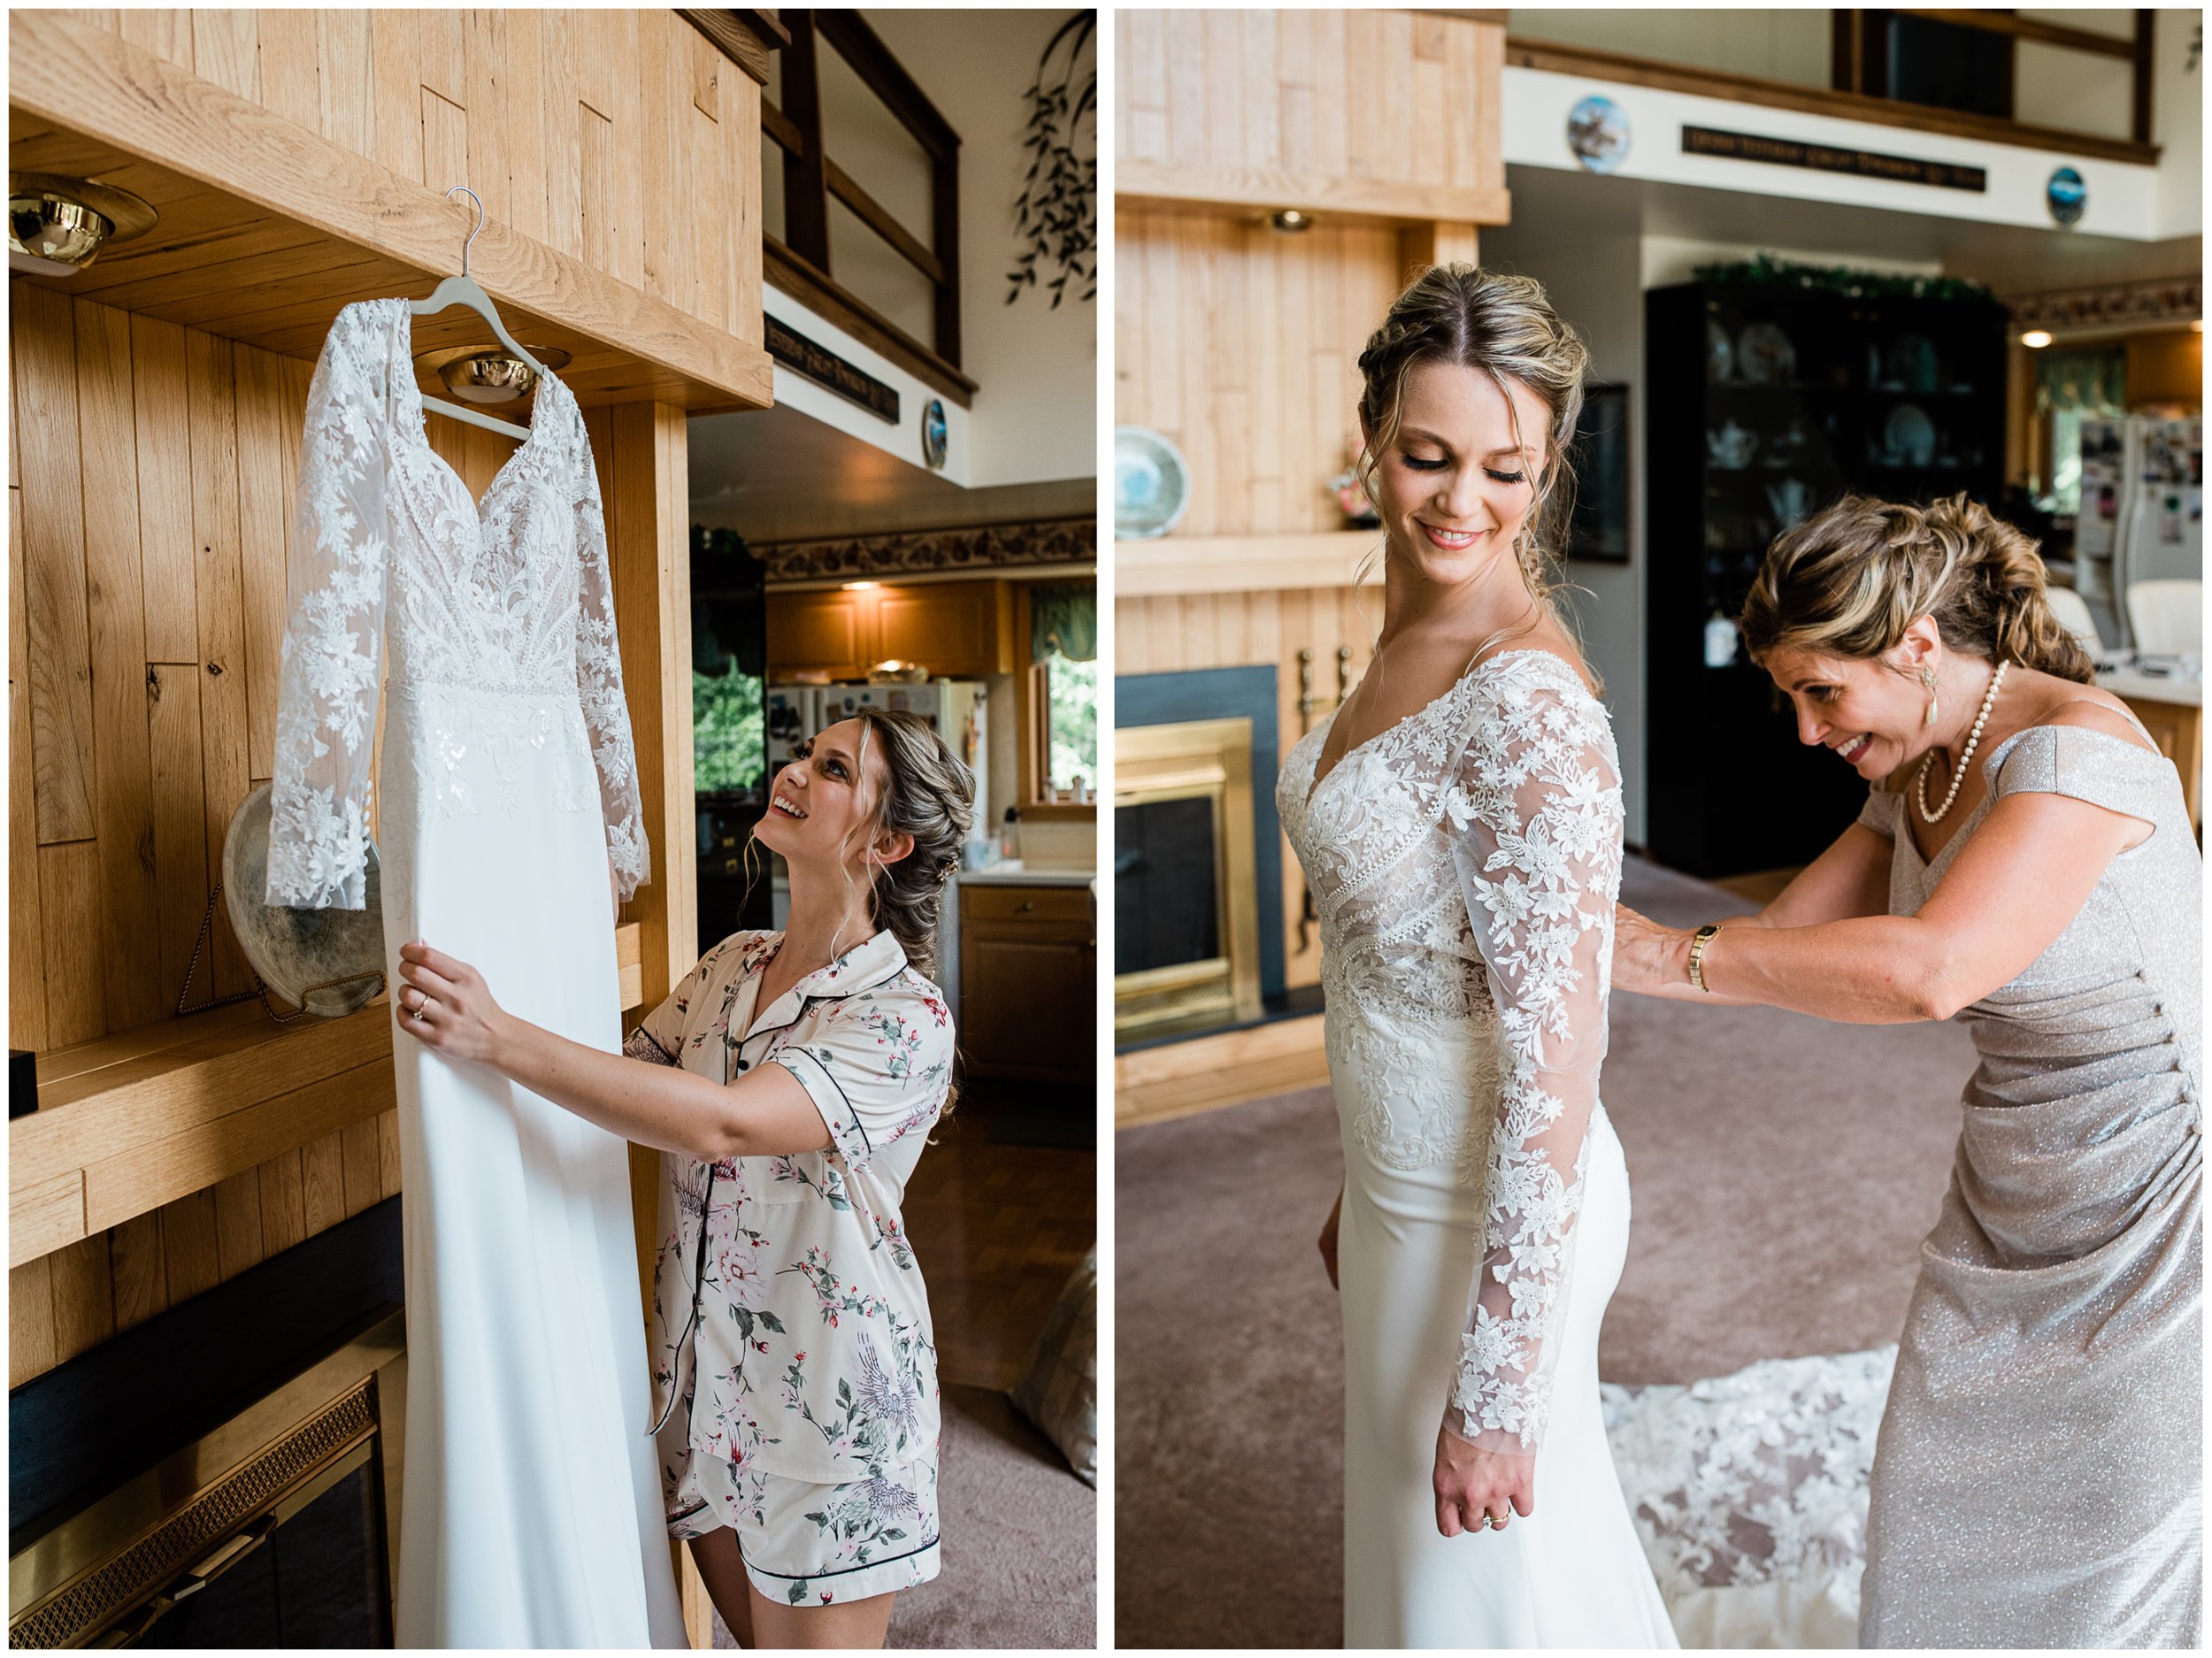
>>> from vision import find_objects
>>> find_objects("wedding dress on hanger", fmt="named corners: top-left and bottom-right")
top-left (1279, 649), bottom-right (1674, 1649)
top-left (267, 298), bottom-right (683, 1647)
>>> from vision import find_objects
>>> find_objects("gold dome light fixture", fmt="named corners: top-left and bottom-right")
top-left (412, 343), bottom-right (572, 407)
top-left (9, 173), bottom-right (157, 276)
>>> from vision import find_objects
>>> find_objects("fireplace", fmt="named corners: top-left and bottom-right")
top-left (1114, 668), bottom-right (1286, 1044)
top-left (11, 1201), bottom-right (405, 1647)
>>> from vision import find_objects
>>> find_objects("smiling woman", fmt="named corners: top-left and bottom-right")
top-left (395, 709), bottom-right (975, 1649)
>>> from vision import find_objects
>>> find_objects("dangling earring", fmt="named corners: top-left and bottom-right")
top-left (1921, 666), bottom-right (1939, 728)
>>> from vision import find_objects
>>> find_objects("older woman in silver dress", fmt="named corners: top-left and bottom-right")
top-left (1613, 495), bottom-right (2200, 1648)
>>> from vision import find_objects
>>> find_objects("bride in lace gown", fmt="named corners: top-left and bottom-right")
top-left (1280, 267), bottom-right (1672, 1648)
top-left (267, 300), bottom-right (682, 1646)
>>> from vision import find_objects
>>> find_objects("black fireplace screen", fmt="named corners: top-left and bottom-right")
top-left (1114, 796), bottom-right (1220, 976)
top-left (157, 1462), bottom-right (389, 1648)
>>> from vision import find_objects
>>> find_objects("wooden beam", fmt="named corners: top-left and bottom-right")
top-left (812, 9), bottom-right (959, 162)
top-left (2132, 8), bottom-right (2154, 147)
top-left (1114, 533), bottom-right (1377, 598)
top-left (8, 11), bottom-right (774, 409)
top-left (760, 97), bottom-right (804, 157)
top-left (1117, 159), bottom-right (1511, 228)
top-left (778, 10), bottom-right (831, 272)
top-left (679, 8), bottom-right (785, 88)
top-left (1505, 34), bottom-right (2162, 166)
top-left (764, 235), bottom-right (979, 406)
top-left (1897, 9), bottom-right (2138, 58)
top-left (825, 158), bottom-right (946, 285)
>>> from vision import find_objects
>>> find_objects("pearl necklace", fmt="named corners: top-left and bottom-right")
top-left (1915, 660), bottom-right (2009, 825)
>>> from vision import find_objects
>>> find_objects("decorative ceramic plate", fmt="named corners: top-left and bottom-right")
top-left (1567, 95), bottom-right (1631, 174)
top-left (1115, 426), bottom-right (1190, 540)
top-left (222, 782), bottom-right (388, 1018)
top-left (1737, 321), bottom-right (1796, 386)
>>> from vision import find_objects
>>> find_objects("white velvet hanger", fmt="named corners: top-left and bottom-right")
top-left (410, 186), bottom-right (547, 441)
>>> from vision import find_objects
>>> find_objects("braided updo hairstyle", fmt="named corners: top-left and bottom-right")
top-left (1740, 493), bottom-right (2094, 684)
top-left (841, 707), bottom-right (975, 980)
top-left (1356, 265), bottom-right (1592, 640)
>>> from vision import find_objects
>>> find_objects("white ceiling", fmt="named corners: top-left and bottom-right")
top-left (687, 403), bottom-right (1094, 543)
top-left (1500, 162), bottom-right (2201, 295)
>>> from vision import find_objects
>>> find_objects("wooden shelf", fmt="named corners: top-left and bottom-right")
top-left (1118, 158), bottom-right (1509, 229)
top-left (12, 922), bottom-right (647, 1267)
top-left (1115, 532), bottom-right (1379, 597)
top-left (8, 11), bottom-right (772, 412)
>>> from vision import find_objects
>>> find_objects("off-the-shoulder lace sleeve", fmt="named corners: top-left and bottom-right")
top-left (265, 303), bottom-right (398, 910)
top-left (572, 422), bottom-right (650, 900)
top-left (1445, 678), bottom-right (1625, 1453)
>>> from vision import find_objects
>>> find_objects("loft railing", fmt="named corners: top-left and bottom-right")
top-left (1509, 7), bottom-right (2163, 167)
top-left (761, 10), bottom-right (972, 402)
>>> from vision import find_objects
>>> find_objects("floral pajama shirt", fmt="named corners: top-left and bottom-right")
top-left (624, 927), bottom-right (953, 1606)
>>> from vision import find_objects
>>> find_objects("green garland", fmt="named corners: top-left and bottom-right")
top-left (1694, 254), bottom-right (1997, 306)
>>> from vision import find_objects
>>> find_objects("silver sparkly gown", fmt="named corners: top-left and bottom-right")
top-left (1855, 721), bottom-right (2202, 1648)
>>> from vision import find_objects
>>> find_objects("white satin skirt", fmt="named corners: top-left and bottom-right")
top-left (1335, 1089), bottom-right (1677, 1649)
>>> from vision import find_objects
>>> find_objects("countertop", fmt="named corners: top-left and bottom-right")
top-left (2097, 664), bottom-right (2202, 709)
top-left (955, 860), bottom-right (1096, 888)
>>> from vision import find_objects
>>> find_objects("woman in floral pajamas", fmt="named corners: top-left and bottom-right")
top-left (396, 709), bottom-right (973, 1648)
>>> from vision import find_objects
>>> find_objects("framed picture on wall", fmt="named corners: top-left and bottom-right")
top-left (1569, 381), bottom-right (1631, 564)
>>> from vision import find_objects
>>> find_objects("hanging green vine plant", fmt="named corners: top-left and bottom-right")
top-left (1009, 11), bottom-right (1095, 309)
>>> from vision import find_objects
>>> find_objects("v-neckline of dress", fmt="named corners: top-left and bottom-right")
top-left (1302, 647), bottom-right (1569, 810)
top-left (394, 304), bottom-right (561, 521)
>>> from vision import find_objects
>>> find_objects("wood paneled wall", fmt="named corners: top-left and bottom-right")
top-left (1118, 586), bottom-right (1379, 990)
top-left (49, 7), bottom-right (763, 349)
top-left (1116, 8), bottom-right (1505, 211)
top-left (1117, 211), bottom-right (1410, 539)
top-left (6, 279), bottom-right (525, 1385)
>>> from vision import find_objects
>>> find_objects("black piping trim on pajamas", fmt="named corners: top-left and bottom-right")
top-left (776, 1047), bottom-right (873, 1154)
top-left (626, 1026), bottom-right (678, 1064)
top-left (743, 1535), bottom-right (941, 1581)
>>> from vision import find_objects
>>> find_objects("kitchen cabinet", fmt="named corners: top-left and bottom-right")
top-left (957, 884), bottom-right (1094, 1084)
top-left (766, 580), bottom-right (1013, 679)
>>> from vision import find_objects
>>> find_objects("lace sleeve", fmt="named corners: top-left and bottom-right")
top-left (572, 424), bottom-right (650, 900)
top-left (265, 303), bottom-right (396, 910)
top-left (1446, 679), bottom-right (1625, 1453)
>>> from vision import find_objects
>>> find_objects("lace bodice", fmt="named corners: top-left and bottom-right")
top-left (265, 299), bottom-right (648, 909)
top-left (1280, 649), bottom-right (1625, 1453)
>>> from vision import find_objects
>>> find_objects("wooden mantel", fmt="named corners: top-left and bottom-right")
top-left (8, 9), bottom-right (772, 411)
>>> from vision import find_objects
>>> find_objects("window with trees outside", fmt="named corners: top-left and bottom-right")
top-left (1021, 581), bottom-right (1097, 814)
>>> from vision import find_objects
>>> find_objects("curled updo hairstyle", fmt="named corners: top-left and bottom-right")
top-left (1740, 493), bottom-right (2094, 684)
top-left (842, 707), bottom-right (975, 981)
top-left (1356, 265), bottom-right (1592, 639)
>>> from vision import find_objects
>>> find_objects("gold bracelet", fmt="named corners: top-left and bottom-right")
top-left (1686, 924), bottom-right (1721, 994)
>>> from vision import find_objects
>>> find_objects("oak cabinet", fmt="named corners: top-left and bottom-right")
top-left (957, 885), bottom-right (1094, 1084)
top-left (766, 580), bottom-right (1013, 679)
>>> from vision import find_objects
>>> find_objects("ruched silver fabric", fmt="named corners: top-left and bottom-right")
top-left (1856, 723), bottom-right (2202, 1648)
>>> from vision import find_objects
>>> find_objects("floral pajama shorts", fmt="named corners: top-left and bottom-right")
top-left (661, 1420), bottom-right (941, 1607)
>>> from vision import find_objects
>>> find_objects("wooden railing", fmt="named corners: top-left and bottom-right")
top-left (764, 9), bottom-right (974, 404)
top-left (1508, 21), bottom-right (2160, 167)
top-left (1833, 8), bottom-right (2158, 149)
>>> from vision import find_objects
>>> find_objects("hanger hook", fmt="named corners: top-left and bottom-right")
top-left (444, 185), bottom-right (486, 278)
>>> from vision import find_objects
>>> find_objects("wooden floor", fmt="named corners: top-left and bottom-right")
top-left (901, 1101), bottom-right (1097, 1393)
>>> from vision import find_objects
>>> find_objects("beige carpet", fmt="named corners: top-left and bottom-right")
top-left (1113, 853), bottom-right (1976, 1649)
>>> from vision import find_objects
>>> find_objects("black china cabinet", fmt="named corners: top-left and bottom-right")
top-left (1644, 278), bottom-right (2008, 877)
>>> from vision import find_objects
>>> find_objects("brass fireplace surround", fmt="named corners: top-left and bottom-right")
top-left (9, 1309), bottom-right (405, 1648)
top-left (1113, 717), bottom-right (1265, 1040)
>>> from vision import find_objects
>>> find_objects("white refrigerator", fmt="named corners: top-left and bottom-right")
top-left (2075, 416), bottom-right (2203, 638)
top-left (763, 679), bottom-right (989, 927)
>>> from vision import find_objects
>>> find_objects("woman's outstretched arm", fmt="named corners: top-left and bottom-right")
top-left (1615, 787), bottom-right (2143, 1022)
top-left (394, 941), bottom-right (833, 1159)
